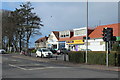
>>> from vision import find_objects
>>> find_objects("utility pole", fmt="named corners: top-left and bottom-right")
top-left (86, 0), bottom-right (88, 64)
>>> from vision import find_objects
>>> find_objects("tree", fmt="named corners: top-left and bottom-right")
top-left (2, 10), bottom-right (16, 51)
top-left (11, 2), bottom-right (43, 52)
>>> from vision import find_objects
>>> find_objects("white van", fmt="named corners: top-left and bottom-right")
top-left (36, 48), bottom-right (53, 58)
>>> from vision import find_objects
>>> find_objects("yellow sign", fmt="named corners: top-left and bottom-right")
top-left (74, 40), bottom-right (84, 44)
top-left (67, 40), bottom-right (84, 44)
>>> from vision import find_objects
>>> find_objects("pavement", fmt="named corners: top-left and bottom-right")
top-left (9, 53), bottom-right (120, 72)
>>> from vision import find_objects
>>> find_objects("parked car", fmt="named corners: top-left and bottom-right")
top-left (20, 50), bottom-right (27, 56)
top-left (49, 48), bottom-right (58, 54)
top-left (57, 48), bottom-right (70, 55)
top-left (36, 48), bottom-right (53, 58)
top-left (0, 49), bottom-right (6, 54)
top-left (81, 49), bottom-right (92, 51)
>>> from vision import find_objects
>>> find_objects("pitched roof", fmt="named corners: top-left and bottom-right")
top-left (89, 23), bottom-right (120, 39)
top-left (35, 36), bottom-right (48, 43)
top-left (52, 31), bottom-right (59, 40)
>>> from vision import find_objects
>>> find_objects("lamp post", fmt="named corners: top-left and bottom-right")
top-left (85, 0), bottom-right (88, 64)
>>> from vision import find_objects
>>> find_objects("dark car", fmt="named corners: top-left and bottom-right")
top-left (49, 49), bottom-right (57, 54)
top-left (57, 48), bottom-right (70, 55)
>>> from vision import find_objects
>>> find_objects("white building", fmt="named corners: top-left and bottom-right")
top-left (58, 30), bottom-right (73, 49)
top-left (46, 31), bottom-right (59, 50)
top-left (35, 36), bottom-right (48, 49)
top-left (88, 23), bottom-right (120, 51)
top-left (65, 27), bottom-right (94, 51)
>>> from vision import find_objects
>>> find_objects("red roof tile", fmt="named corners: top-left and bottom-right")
top-left (35, 36), bottom-right (48, 43)
top-left (52, 31), bottom-right (59, 40)
top-left (59, 37), bottom-right (71, 41)
top-left (89, 23), bottom-right (120, 39)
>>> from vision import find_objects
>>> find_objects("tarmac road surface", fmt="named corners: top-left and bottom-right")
top-left (2, 54), bottom-right (119, 78)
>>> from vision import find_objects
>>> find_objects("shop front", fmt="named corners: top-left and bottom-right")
top-left (66, 40), bottom-right (84, 51)
top-left (58, 41), bottom-right (66, 49)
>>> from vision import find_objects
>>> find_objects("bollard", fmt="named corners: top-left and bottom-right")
top-left (64, 53), bottom-right (66, 61)
top-left (48, 53), bottom-right (50, 59)
top-left (56, 56), bottom-right (57, 60)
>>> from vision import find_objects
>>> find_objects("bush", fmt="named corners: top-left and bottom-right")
top-left (68, 51), bottom-right (120, 66)
top-left (87, 51), bottom-right (106, 65)
top-left (31, 49), bottom-right (37, 53)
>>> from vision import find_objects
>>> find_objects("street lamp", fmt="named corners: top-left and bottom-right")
top-left (86, 0), bottom-right (88, 64)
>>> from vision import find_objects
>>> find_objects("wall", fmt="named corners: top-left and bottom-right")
top-left (35, 42), bottom-right (46, 49)
top-left (46, 32), bottom-right (59, 49)
top-left (73, 27), bottom-right (86, 37)
top-left (86, 39), bottom-right (106, 51)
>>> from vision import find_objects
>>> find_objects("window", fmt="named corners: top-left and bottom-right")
top-left (75, 29), bottom-right (86, 36)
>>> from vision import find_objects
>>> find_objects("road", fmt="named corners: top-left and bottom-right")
top-left (2, 53), bottom-right (119, 78)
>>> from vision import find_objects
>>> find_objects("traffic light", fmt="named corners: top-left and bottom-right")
top-left (102, 28), bottom-right (108, 42)
top-left (106, 28), bottom-right (113, 41)
top-left (102, 27), bottom-right (115, 42)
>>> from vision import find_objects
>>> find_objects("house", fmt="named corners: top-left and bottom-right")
top-left (46, 31), bottom-right (59, 50)
top-left (35, 36), bottom-right (48, 49)
top-left (66, 27), bottom-right (94, 51)
top-left (88, 23), bottom-right (120, 51)
top-left (58, 30), bottom-right (73, 49)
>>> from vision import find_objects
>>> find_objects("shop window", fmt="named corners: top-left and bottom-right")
top-left (52, 45), bottom-right (57, 49)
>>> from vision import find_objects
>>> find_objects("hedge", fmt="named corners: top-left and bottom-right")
top-left (68, 51), bottom-right (120, 66)
top-left (68, 51), bottom-right (85, 63)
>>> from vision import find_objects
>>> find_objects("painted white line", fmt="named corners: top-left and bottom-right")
top-left (11, 60), bottom-right (17, 61)
top-left (9, 64), bottom-right (27, 70)
top-left (9, 64), bottom-right (72, 71)
top-left (25, 66), bottom-right (72, 71)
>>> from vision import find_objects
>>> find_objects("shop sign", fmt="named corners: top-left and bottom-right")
top-left (66, 40), bottom-right (84, 44)
top-left (74, 40), bottom-right (84, 44)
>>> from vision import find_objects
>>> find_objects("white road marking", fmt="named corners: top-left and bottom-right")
top-left (27, 66), bottom-right (72, 70)
top-left (8, 64), bottom-right (72, 71)
top-left (11, 60), bottom-right (17, 61)
top-left (9, 64), bottom-right (27, 70)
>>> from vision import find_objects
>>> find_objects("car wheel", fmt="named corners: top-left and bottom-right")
top-left (36, 55), bottom-right (38, 58)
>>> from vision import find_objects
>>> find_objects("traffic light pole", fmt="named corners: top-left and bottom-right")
top-left (106, 41), bottom-right (109, 67)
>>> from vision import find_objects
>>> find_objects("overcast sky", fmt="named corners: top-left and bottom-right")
top-left (1, 2), bottom-right (119, 47)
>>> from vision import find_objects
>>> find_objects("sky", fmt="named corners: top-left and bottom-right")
top-left (1, 1), bottom-right (119, 47)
